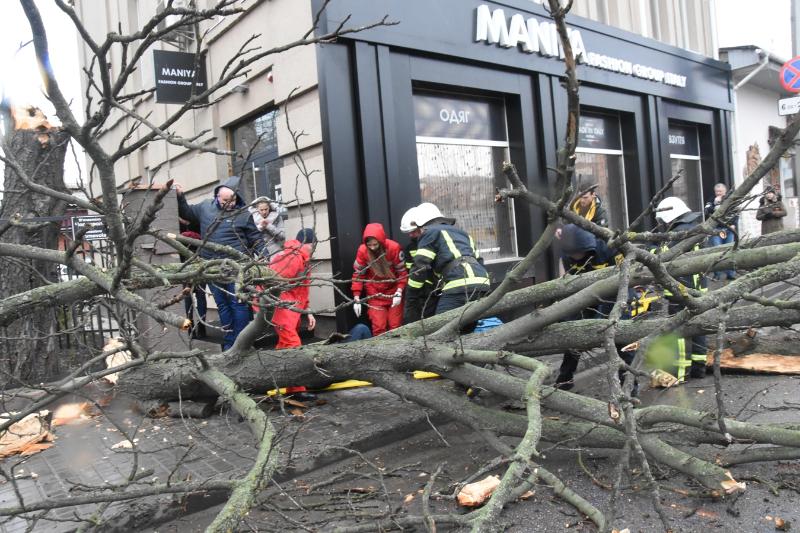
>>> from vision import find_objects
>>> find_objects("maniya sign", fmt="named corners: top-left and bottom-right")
top-left (475, 5), bottom-right (687, 88)
top-left (153, 50), bottom-right (209, 104)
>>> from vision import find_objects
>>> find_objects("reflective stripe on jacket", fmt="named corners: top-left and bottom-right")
top-left (351, 223), bottom-right (407, 303)
top-left (407, 223), bottom-right (490, 294)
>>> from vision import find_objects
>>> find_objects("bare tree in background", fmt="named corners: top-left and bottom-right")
top-left (1, 1), bottom-right (800, 531)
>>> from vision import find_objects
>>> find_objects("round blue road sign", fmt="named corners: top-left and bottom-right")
top-left (780, 56), bottom-right (800, 93)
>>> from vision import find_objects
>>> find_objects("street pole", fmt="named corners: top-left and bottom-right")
top-left (792, 0), bottom-right (800, 204)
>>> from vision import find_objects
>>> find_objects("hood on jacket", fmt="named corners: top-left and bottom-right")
top-left (561, 224), bottom-right (597, 256)
top-left (280, 239), bottom-right (310, 256)
top-left (668, 210), bottom-right (702, 230)
top-left (249, 196), bottom-right (281, 223)
top-left (214, 175), bottom-right (245, 208)
top-left (362, 223), bottom-right (387, 246)
top-left (760, 192), bottom-right (783, 205)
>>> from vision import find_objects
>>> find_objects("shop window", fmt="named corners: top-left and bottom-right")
top-left (229, 109), bottom-right (284, 207)
top-left (575, 112), bottom-right (628, 229)
top-left (157, 0), bottom-right (197, 52)
top-left (414, 92), bottom-right (518, 262)
top-left (667, 123), bottom-right (703, 212)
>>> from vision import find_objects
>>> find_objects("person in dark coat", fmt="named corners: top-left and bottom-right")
top-left (554, 224), bottom-right (635, 392)
top-left (176, 176), bottom-right (265, 350)
top-left (704, 183), bottom-right (738, 280)
top-left (555, 177), bottom-right (609, 239)
top-left (756, 187), bottom-right (787, 235)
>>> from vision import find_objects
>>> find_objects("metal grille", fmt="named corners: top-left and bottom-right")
top-left (54, 239), bottom-right (132, 353)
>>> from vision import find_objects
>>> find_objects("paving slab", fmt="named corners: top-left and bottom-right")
top-left (0, 384), bottom-right (437, 532)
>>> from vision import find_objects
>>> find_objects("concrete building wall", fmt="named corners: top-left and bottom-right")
top-left (73, 0), bottom-right (334, 324)
top-left (570, 0), bottom-right (717, 57)
top-left (733, 84), bottom-right (792, 237)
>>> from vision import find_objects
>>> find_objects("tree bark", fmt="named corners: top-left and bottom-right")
top-left (0, 111), bottom-right (70, 386)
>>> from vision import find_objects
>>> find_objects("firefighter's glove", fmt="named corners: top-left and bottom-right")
top-left (391, 289), bottom-right (403, 308)
top-left (353, 296), bottom-right (362, 317)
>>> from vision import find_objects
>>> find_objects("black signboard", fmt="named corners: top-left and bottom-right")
top-left (667, 124), bottom-right (700, 157)
top-left (577, 113), bottom-right (621, 150)
top-left (414, 93), bottom-right (506, 141)
top-left (153, 50), bottom-right (209, 104)
top-left (72, 215), bottom-right (107, 241)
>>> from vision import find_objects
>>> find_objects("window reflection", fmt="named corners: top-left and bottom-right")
top-left (670, 158), bottom-right (703, 213)
top-left (575, 152), bottom-right (627, 229)
top-left (417, 143), bottom-right (517, 261)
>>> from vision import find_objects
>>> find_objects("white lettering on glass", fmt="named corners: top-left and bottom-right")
top-left (439, 109), bottom-right (471, 125)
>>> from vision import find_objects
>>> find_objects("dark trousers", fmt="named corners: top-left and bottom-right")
top-left (209, 282), bottom-right (253, 350)
top-left (558, 347), bottom-right (635, 387)
top-left (403, 286), bottom-right (439, 324)
top-left (435, 288), bottom-right (488, 333)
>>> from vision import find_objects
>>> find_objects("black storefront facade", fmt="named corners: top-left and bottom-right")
top-left (313, 0), bottom-right (733, 331)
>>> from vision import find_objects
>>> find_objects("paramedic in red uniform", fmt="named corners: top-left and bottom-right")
top-left (270, 228), bottom-right (317, 349)
top-left (351, 223), bottom-right (408, 336)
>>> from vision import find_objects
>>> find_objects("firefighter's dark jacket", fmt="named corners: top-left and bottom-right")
top-left (407, 223), bottom-right (490, 294)
top-left (662, 211), bottom-right (707, 293)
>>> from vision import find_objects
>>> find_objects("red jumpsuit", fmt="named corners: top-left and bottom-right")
top-left (270, 239), bottom-right (311, 349)
top-left (351, 223), bottom-right (408, 336)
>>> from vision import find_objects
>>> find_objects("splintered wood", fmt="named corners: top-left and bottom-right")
top-left (0, 412), bottom-right (53, 458)
top-left (707, 349), bottom-right (800, 375)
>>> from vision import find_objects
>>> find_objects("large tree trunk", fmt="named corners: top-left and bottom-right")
top-left (0, 106), bottom-right (70, 386)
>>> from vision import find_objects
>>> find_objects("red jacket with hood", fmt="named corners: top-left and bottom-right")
top-left (351, 223), bottom-right (407, 305)
top-left (270, 239), bottom-right (311, 309)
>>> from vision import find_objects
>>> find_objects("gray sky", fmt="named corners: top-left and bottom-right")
top-left (716, 0), bottom-right (793, 59)
top-left (1, 1), bottom-right (83, 185)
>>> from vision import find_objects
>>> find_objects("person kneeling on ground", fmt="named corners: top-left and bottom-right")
top-left (351, 223), bottom-right (408, 336)
top-left (269, 228), bottom-right (317, 401)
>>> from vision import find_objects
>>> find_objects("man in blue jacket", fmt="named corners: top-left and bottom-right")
top-left (176, 176), bottom-right (265, 350)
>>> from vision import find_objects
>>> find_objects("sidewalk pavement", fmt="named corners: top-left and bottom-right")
top-left (0, 384), bottom-right (439, 532)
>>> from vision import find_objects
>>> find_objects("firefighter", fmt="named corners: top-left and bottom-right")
top-left (653, 196), bottom-right (708, 381)
top-left (406, 203), bottom-right (490, 323)
top-left (400, 206), bottom-right (439, 323)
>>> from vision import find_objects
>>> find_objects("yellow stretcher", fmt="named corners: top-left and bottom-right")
top-left (265, 371), bottom-right (440, 396)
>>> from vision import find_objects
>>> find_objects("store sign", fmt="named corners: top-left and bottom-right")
top-left (153, 50), bottom-right (209, 104)
top-left (71, 215), bottom-right (108, 241)
top-left (475, 5), bottom-right (687, 88)
top-left (667, 124), bottom-right (699, 157)
top-left (779, 95), bottom-right (800, 116)
top-left (414, 93), bottom-right (506, 141)
top-left (577, 114), bottom-right (621, 151)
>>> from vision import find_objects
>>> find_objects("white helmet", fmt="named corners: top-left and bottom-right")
top-left (414, 202), bottom-right (445, 227)
top-left (400, 207), bottom-right (419, 233)
top-left (655, 197), bottom-right (691, 224)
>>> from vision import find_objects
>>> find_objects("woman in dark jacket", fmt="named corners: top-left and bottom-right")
top-left (756, 187), bottom-right (787, 235)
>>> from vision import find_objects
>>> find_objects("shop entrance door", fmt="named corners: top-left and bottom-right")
top-left (413, 92), bottom-right (518, 262)
top-left (667, 124), bottom-right (703, 212)
top-left (575, 113), bottom-right (628, 229)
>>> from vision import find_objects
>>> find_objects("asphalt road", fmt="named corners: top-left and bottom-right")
top-left (159, 368), bottom-right (800, 532)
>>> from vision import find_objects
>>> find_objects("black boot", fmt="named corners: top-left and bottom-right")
top-left (689, 362), bottom-right (707, 379)
top-left (555, 351), bottom-right (580, 390)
